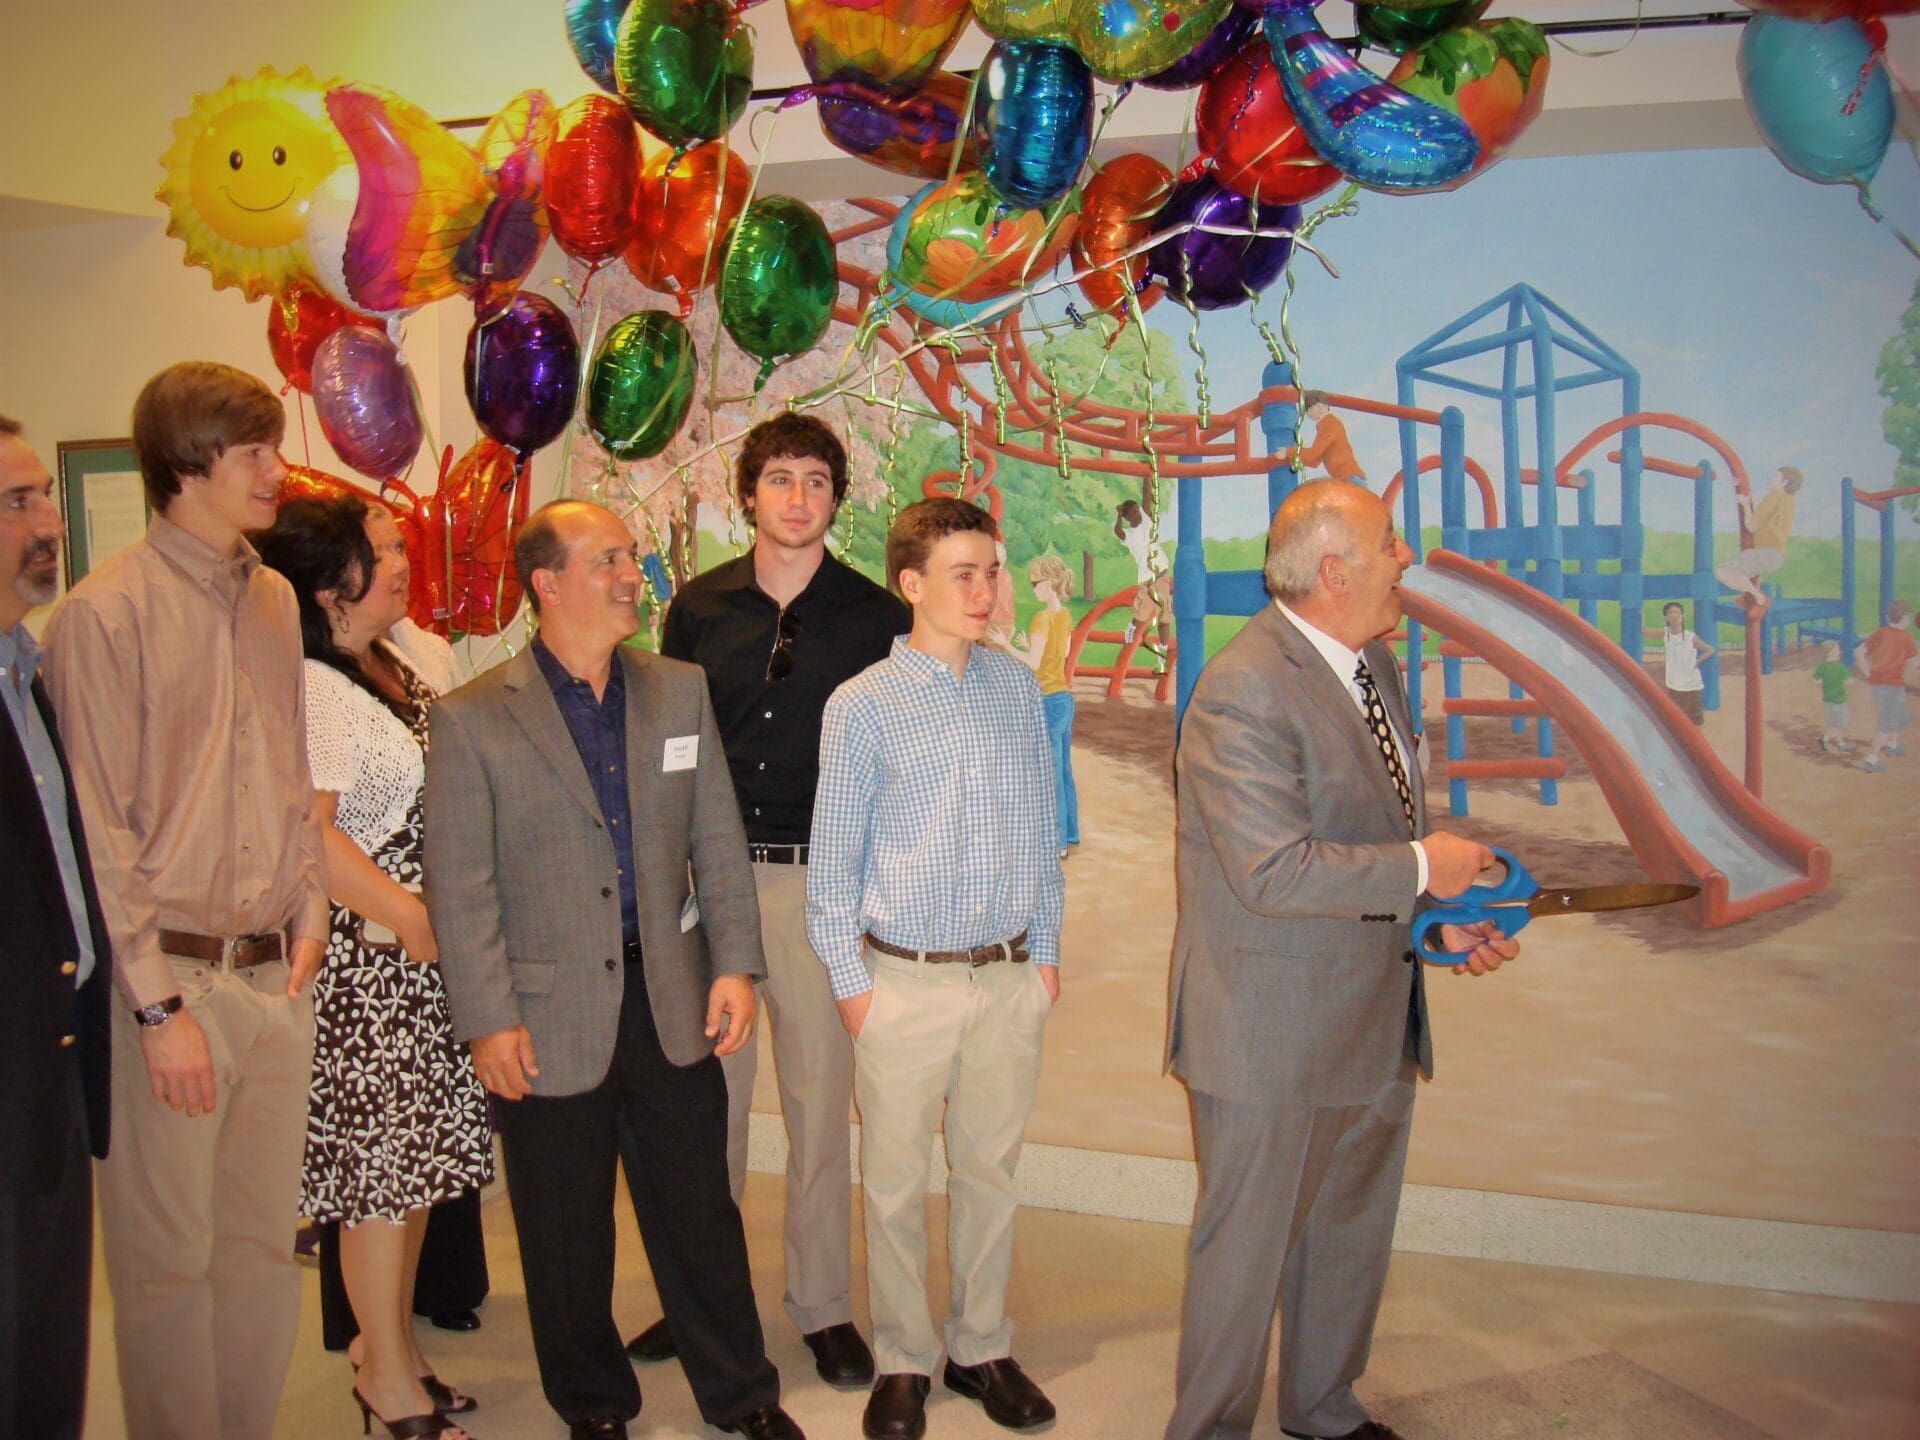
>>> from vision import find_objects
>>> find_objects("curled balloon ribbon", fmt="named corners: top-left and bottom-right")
top-left (1261, 0), bottom-right (1478, 192)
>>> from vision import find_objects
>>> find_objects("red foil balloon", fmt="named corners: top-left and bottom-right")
top-left (624, 141), bottom-right (751, 310)
top-left (267, 284), bottom-right (380, 394)
top-left (1073, 153), bottom-right (1173, 317)
top-left (545, 93), bottom-right (643, 267)
top-left (1197, 38), bottom-right (1342, 207)
top-left (440, 438), bottom-right (532, 635)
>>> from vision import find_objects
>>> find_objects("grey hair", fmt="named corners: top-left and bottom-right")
top-left (1263, 486), bottom-right (1363, 602)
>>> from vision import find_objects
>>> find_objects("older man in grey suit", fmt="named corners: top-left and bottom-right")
top-left (426, 500), bottom-right (802, 1440)
top-left (1164, 481), bottom-right (1519, 1440)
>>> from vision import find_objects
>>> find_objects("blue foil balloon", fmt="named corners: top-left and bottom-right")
top-left (1143, 176), bottom-right (1298, 312)
top-left (972, 41), bottom-right (1095, 210)
top-left (1139, 6), bottom-right (1258, 91)
top-left (1740, 14), bottom-right (1892, 188)
top-left (566, 0), bottom-right (631, 94)
top-left (1263, 0), bottom-right (1478, 192)
top-left (464, 293), bottom-right (582, 455)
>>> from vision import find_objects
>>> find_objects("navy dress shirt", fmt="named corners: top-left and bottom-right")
top-left (534, 637), bottom-right (639, 944)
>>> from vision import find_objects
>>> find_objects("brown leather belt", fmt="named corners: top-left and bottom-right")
top-left (864, 931), bottom-right (1029, 967)
top-left (157, 928), bottom-right (288, 971)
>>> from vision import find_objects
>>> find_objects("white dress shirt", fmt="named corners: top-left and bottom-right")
top-left (1272, 599), bottom-right (1431, 895)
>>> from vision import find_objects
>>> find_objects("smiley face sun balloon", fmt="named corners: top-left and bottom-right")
top-left (158, 65), bottom-right (350, 301)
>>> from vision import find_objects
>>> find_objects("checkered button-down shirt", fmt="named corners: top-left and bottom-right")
top-left (806, 637), bottom-right (1064, 1000)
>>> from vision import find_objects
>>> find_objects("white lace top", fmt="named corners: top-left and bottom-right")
top-left (304, 634), bottom-right (452, 854)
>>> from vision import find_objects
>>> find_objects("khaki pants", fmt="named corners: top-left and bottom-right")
top-left (852, 946), bottom-right (1052, 1376)
top-left (717, 861), bottom-right (857, 1333)
top-left (97, 957), bottom-right (315, 1440)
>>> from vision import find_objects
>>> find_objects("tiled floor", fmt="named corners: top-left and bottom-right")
top-left (82, 1176), bottom-right (1920, 1439)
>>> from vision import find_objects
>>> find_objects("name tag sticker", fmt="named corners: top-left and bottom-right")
top-left (663, 735), bottom-right (699, 771)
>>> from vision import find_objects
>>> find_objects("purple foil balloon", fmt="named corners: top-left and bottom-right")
top-left (1143, 177), bottom-right (1299, 311)
top-left (464, 293), bottom-right (582, 454)
top-left (311, 326), bottom-right (425, 481)
top-left (1139, 6), bottom-right (1259, 90)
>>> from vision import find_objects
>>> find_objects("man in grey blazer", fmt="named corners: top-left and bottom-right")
top-left (1164, 481), bottom-right (1519, 1440)
top-left (426, 501), bottom-right (803, 1440)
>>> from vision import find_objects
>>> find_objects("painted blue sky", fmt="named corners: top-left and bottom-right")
top-left (1112, 145), bottom-right (1920, 542)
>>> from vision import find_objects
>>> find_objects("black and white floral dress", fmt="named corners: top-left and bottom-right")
top-left (299, 641), bottom-right (493, 1225)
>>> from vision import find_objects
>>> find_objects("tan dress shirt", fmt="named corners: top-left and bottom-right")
top-left (41, 515), bottom-right (328, 1009)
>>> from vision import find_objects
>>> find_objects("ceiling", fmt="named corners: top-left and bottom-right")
top-left (1, 0), bottom-right (1908, 224)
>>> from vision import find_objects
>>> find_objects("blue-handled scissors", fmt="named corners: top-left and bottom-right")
top-left (1411, 848), bottom-right (1700, 965)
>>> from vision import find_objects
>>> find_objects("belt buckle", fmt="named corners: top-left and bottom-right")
top-left (218, 934), bottom-right (244, 972)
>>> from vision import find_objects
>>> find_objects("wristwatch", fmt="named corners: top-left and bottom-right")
top-left (133, 995), bottom-right (184, 1028)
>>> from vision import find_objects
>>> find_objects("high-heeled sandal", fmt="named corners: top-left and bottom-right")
top-left (420, 1373), bottom-right (477, 1415)
top-left (353, 1386), bottom-right (473, 1439)
top-left (352, 1358), bottom-right (478, 1415)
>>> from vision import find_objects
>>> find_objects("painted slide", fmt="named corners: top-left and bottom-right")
top-left (1399, 550), bottom-right (1830, 927)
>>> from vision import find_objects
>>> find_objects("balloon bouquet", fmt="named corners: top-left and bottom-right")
top-left (153, 0), bottom-right (1565, 633)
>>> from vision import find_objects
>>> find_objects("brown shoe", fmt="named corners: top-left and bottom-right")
top-left (941, 1357), bottom-right (1055, 1431)
top-left (862, 1373), bottom-right (930, 1440)
top-left (803, 1322), bottom-right (876, 1389)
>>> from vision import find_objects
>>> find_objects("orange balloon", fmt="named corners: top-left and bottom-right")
top-left (623, 141), bottom-right (751, 311)
top-left (546, 94), bottom-right (643, 267)
top-left (1073, 153), bottom-right (1173, 318)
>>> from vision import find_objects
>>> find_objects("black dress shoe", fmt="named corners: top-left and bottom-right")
top-left (715, 1403), bottom-right (806, 1439)
top-left (803, 1321), bottom-right (876, 1389)
top-left (569, 1419), bottom-right (628, 1440)
top-left (425, 1308), bottom-right (481, 1333)
top-left (942, 1357), bottom-right (1056, 1432)
top-left (623, 1316), bottom-right (676, 1363)
top-left (1282, 1424), bottom-right (1407, 1440)
top-left (863, 1373), bottom-right (930, 1440)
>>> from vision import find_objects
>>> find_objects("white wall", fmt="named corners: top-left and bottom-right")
top-left (0, 211), bottom-right (574, 630)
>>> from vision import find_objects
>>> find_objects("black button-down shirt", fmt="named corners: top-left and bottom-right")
top-left (660, 551), bottom-right (909, 844)
top-left (534, 636), bottom-right (639, 942)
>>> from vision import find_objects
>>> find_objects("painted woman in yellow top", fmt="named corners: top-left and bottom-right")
top-left (1018, 554), bottom-right (1080, 852)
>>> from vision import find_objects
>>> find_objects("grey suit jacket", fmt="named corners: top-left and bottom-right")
top-left (1166, 603), bottom-right (1432, 1108)
top-left (424, 642), bottom-right (766, 1097)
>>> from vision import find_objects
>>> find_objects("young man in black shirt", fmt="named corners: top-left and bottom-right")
top-left (622, 414), bottom-right (908, 1389)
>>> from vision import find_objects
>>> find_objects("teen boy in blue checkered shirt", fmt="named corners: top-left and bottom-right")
top-left (807, 497), bottom-right (1064, 1440)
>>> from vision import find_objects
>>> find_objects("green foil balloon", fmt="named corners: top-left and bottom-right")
top-left (587, 310), bottom-right (698, 460)
top-left (720, 196), bottom-right (838, 390)
top-left (614, 0), bottom-right (754, 149)
top-left (970, 0), bottom-right (1232, 83)
top-left (1355, 0), bottom-right (1491, 54)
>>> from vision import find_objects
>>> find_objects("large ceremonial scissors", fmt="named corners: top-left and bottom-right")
top-left (1411, 849), bottom-right (1699, 965)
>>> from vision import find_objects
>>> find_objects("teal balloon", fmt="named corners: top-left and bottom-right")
top-left (1739, 14), bottom-right (1892, 186)
top-left (614, 0), bottom-right (754, 149)
top-left (721, 197), bottom-right (838, 389)
top-left (587, 310), bottom-right (697, 460)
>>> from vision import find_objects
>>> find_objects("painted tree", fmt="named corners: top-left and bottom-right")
top-left (1876, 274), bottom-right (1920, 512)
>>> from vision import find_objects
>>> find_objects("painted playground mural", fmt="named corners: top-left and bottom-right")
top-left (547, 142), bottom-right (1920, 1237)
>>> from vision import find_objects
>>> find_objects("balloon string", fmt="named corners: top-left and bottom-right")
top-left (295, 391), bottom-right (313, 468)
top-left (1173, 253), bottom-right (1211, 430)
top-left (1855, 181), bottom-right (1920, 261)
top-left (555, 268), bottom-right (610, 503)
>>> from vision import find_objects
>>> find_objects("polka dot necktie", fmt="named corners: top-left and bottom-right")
top-left (1354, 658), bottom-right (1418, 837)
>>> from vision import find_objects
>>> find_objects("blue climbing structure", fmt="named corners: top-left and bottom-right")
top-left (1393, 283), bottom-right (1728, 815)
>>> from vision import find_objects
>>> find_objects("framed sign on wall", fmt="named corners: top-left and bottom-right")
top-left (57, 439), bottom-right (147, 584)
